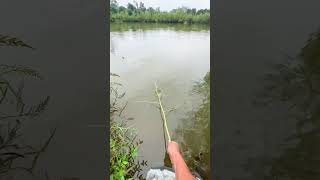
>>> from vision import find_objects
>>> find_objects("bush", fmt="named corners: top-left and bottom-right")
top-left (110, 120), bottom-right (144, 180)
top-left (110, 73), bottom-right (146, 180)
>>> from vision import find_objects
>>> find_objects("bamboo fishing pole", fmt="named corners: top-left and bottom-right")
top-left (154, 82), bottom-right (171, 142)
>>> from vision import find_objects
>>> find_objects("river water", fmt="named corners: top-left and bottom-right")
top-left (110, 23), bottom-right (210, 179)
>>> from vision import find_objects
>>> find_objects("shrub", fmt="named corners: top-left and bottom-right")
top-left (110, 74), bottom-right (146, 180)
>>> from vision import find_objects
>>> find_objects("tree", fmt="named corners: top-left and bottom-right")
top-left (118, 6), bottom-right (126, 13)
top-left (139, 2), bottom-right (146, 12)
top-left (133, 0), bottom-right (139, 9)
top-left (186, 8), bottom-right (192, 14)
top-left (127, 3), bottom-right (136, 15)
top-left (147, 7), bottom-right (155, 13)
top-left (197, 9), bottom-right (210, 15)
top-left (110, 0), bottom-right (119, 14)
top-left (191, 8), bottom-right (197, 15)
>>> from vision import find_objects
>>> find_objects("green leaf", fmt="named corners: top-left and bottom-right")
top-left (131, 147), bottom-right (138, 157)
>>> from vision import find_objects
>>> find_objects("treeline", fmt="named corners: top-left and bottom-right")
top-left (110, 0), bottom-right (210, 24)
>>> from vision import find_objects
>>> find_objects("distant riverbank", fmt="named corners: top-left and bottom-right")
top-left (110, 1), bottom-right (210, 24)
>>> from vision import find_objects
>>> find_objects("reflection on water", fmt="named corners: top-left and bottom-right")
top-left (111, 22), bottom-right (210, 32)
top-left (110, 23), bottom-right (210, 178)
top-left (247, 29), bottom-right (320, 179)
top-left (172, 72), bottom-right (210, 180)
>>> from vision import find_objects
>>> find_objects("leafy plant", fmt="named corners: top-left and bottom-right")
top-left (110, 73), bottom-right (146, 180)
top-left (0, 65), bottom-right (43, 79)
top-left (110, 121), bottom-right (145, 180)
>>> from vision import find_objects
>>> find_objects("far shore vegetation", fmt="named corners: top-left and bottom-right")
top-left (110, 0), bottom-right (210, 24)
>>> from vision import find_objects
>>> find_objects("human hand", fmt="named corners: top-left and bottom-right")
top-left (167, 141), bottom-right (195, 179)
top-left (167, 141), bottom-right (181, 165)
top-left (167, 141), bottom-right (180, 155)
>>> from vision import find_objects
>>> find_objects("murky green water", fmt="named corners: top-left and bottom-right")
top-left (110, 23), bottom-right (210, 179)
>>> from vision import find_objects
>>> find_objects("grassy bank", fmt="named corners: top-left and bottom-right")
top-left (110, 0), bottom-right (210, 24)
top-left (110, 73), bottom-right (146, 180)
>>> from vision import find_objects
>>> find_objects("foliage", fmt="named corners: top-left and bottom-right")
top-left (110, 22), bottom-right (209, 32)
top-left (0, 65), bottom-right (43, 79)
top-left (0, 34), bottom-right (34, 49)
top-left (110, 0), bottom-right (210, 24)
top-left (110, 73), bottom-right (146, 180)
top-left (0, 35), bottom-right (56, 177)
top-left (110, 121), bottom-right (145, 180)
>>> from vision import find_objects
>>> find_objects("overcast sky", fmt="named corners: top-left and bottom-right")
top-left (116, 0), bottom-right (210, 11)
